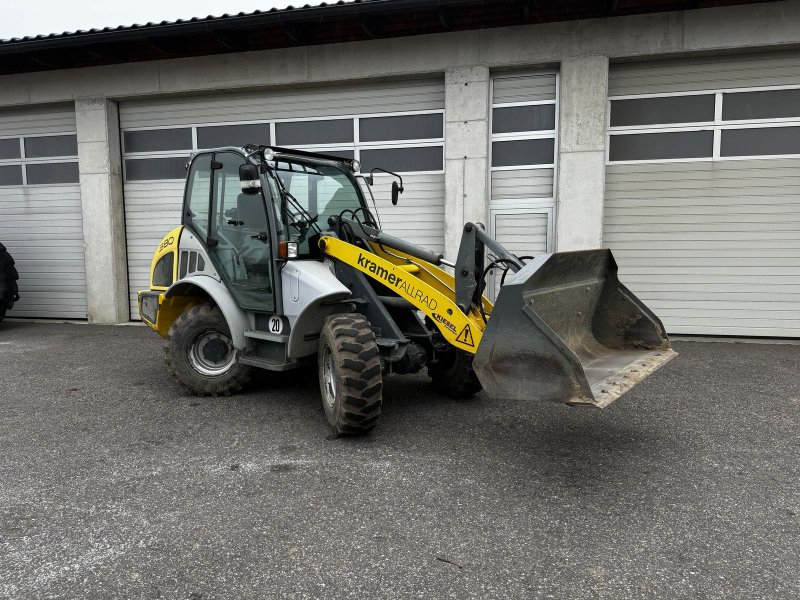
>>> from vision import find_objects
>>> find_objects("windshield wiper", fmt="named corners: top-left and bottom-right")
top-left (272, 170), bottom-right (322, 235)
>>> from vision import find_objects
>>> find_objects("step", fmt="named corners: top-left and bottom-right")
top-left (239, 353), bottom-right (298, 372)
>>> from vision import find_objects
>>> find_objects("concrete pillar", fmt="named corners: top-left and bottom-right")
top-left (444, 66), bottom-right (491, 261)
top-left (75, 97), bottom-right (129, 323)
top-left (555, 55), bottom-right (609, 251)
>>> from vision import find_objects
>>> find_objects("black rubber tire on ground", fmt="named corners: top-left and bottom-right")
top-left (165, 303), bottom-right (254, 396)
top-left (428, 349), bottom-right (483, 398)
top-left (0, 242), bottom-right (20, 323)
top-left (318, 313), bottom-right (383, 436)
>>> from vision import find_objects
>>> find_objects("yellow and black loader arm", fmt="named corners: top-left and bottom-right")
top-left (318, 235), bottom-right (489, 354)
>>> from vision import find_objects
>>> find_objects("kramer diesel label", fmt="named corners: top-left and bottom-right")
top-left (432, 312), bottom-right (457, 334)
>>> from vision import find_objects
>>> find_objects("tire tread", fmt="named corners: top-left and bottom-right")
top-left (0, 242), bottom-right (20, 322)
top-left (428, 350), bottom-right (482, 398)
top-left (319, 313), bottom-right (383, 435)
top-left (164, 303), bottom-right (254, 397)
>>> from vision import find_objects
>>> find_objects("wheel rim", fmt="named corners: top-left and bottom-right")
top-left (322, 345), bottom-right (337, 409)
top-left (188, 331), bottom-right (236, 377)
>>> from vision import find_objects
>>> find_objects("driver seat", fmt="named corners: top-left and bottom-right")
top-left (236, 194), bottom-right (271, 285)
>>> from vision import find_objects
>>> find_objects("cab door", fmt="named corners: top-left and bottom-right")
top-left (185, 151), bottom-right (277, 313)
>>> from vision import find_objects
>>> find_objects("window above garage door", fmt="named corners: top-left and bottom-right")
top-left (490, 73), bottom-right (557, 170)
top-left (121, 110), bottom-right (444, 181)
top-left (0, 133), bottom-right (79, 186)
top-left (607, 85), bottom-right (800, 164)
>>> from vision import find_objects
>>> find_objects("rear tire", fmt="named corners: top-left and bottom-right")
top-left (165, 303), bottom-right (254, 396)
top-left (428, 350), bottom-right (482, 398)
top-left (318, 313), bottom-right (383, 436)
top-left (0, 242), bottom-right (20, 322)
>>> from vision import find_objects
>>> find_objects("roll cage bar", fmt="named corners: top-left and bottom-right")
top-left (244, 144), bottom-right (360, 173)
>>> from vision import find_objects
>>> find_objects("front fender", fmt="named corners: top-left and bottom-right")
top-left (164, 275), bottom-right (252, 350)
top-left (282, 260), bottom-right (352, 358)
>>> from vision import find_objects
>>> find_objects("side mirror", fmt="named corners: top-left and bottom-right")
top-left (391, 180), bottom-right (404, 206)
top-left (369, 168), bottom-right (404, 205)
top-left (239, 163), bottom-right (261, 195)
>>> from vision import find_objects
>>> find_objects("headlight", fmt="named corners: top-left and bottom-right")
top-left (351, 159), bottom-right (361, 173)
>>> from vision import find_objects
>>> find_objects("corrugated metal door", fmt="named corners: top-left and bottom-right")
top-left (489, 72), bottom-right (558, 299)
top-left (0, 104), bottom-right (87, 319)
top-left (606, 52), bottom-right (800, 337)
top-left (119, 79), bottom-right (445, 319)
top-left (489, 210), bottom-right (552, 296)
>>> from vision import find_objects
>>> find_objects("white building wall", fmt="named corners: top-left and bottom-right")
top-left (75, 98), bottom-right (128, 324)
top-left (555, 56), bottom-right (608, 251)
top-left (2, 2), bottom-right (800, 322)
top-left (0, 104), bottom-right (88, 319)
top-left (443, 66), bottom-right (490, 261)
top-left (604, 51), bottom-right (800, 336)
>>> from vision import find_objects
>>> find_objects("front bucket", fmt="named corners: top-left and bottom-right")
top-left (473, 249), bottom-right (676, 408)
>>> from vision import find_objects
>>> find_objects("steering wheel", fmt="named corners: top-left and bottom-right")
top-left (289, 212), bottom-right (318, 229)
top-left (289, 213), bottom-right (319, 244)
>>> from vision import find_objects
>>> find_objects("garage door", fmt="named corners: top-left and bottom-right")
top-left (606, 52), bottom-right (800, 337)
top-left (488, 72), bottom-right (557, 298)
top-left (120, 79), bottom-right (445, 319)
top-left (0, 104), bottom-right (86, 319)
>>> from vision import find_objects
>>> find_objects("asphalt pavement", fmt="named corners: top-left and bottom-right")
top-left (0, 321), bottom-right (798, 599)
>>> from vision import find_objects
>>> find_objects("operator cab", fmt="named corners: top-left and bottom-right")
top-left (183, 150), bottom-right (277, 313)
top-left (180, 145), bottom-right (380, 315)
top-left (263, 152), bottom-right (377, 257)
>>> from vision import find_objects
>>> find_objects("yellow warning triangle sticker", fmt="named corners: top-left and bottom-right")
top-left (455, 324), bottom-right (475, 347)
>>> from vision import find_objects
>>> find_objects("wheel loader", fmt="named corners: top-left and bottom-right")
top-left (138, 145), bottom-right (676, 434)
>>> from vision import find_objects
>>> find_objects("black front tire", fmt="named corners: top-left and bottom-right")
top-left (428, 350), bottom-right (482, 398)
top-left (318, 313), bottom-right (383, 436)
top-left (0, 242), bottom-right (20, 323)
top-left (165, 303), bottom-right (254, 396)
